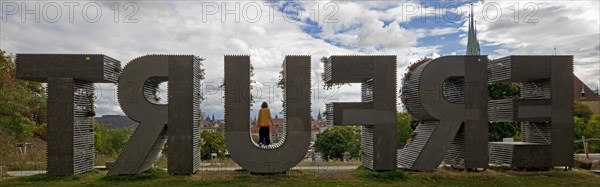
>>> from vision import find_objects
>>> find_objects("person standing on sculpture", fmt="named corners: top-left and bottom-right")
top-left (257, 102), bottom-right (273, 146)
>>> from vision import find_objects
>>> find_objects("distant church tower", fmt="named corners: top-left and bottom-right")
top-left (317, 109), bottom-right (322, 121)
top-left (466, 4), bottom-right (481, 55)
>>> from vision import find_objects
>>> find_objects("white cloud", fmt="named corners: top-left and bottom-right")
top-left (462, 1), bottom-right (600, 89)
top-left (2, 0), bottom-right (595, 119)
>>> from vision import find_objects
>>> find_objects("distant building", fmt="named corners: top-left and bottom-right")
top-left (311, 111), bottom-right (329, 142)
top-left (200, 119), bottom-right (224, 133)
top-left (95, 115), bottom-right (137, 128)
top-left (248, 114), bottom-right (331, 144)
top-left (573, 76), bottom-right (600, 114)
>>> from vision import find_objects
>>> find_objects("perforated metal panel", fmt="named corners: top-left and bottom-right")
top-left (397, 121), bottom-right (438, 169)
top-left (360, 79), bottom-right (375, 169)
top-left (325, 103), bottom-right (333, 126)
top-left (402, 60), bottom-right (433, 120)
top-left (73, 81), bottom-right (94, 174)
top-left (489, 142), bottom-right (551, 169)
top-left (521, 122), bottom-right (551, 144)
top-left (143, 77), bottom-right (167, 105)
top-left (361, 126), bottom-right (375, 169)
top-left (191, 58), bottom-right (202, 172)
top-left (488, 56), bottom-right (512, 82)
top-left (139, 127), bottom-right (168, 171)
top-left (361, 80), bottom-right (374, 102)
top-left (102, 56), bottom-right (122, 82)
top-left (444, 126), bottom-right (466, 167)
top-left (487, 55), bottom-right (573, 168)
top-left (441, 78), bottom-right (466, 167)
top-left (521, 80), bottom-right (551, 99)
top-left (16, 54), bottom-right (121, 83)
top-left (224, 55), bottom-right (311, 174)
top-left (16, 54), bottom-right (121, 176)
top-left (111, 55), bottom-right (200, 175)
top-left (442, 78), bottom-right (465, 104)
top-left (488, 99), bottom-right (515, 122)
top-left (399, 56), bottom-right (488, 171)
top-left (488, 143), bottom-right (513, 166)
top-left (323, 55), bottom-right (397, 171)
top-left (323, 57), bottom-right (332, 83)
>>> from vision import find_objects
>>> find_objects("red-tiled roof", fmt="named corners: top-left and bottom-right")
top-left (574, 76), bottom-right (600, 101)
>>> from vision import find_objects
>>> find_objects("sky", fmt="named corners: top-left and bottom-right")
top-left (1, 0), bottom-right (599, 119)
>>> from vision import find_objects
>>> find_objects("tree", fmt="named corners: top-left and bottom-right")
top-left (314, 126), bottom-right (360, 161)
top-left (396, 112), bottom-right (415, 148)
top-left (585, 114), bottom-right (600, 152)
top-left (574, 116), bottom-right (587, 152)
top-left (94, 123), bottom-right (133, 156)
top-left (488, 82), bottom-right (521, 141)
top-left (586, 115), bottom-right (600, 136)
top-left (489, 82), bottom-right (520, 100)
top-left (574, 117), bottom-right (587, 138)
top-left (0, 50), bottom-right (46, 142)
top-left (200, 131), bottom-right (226, 160)
top-left (488, 122), bottom-right (520, 141)
top-left (574, 101), bottom-right (593, 122)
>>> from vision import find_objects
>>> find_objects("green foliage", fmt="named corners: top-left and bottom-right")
top-left (489, 82), bottom-right (520, 100)
top-left (94, 124), bottom-right (133, 157)
top-left (587, 115), bottom-right (600, 136)
top-left (574, 117), bottom-right (587, 139)
top-left (397, 112), bottom-right (415, 148)
top-left (201, 131), bottom-right (226, 160)
top-left (352, 166), bottom-right (408, 181)
top-left (488, 82), bottom-right (521, 141)
top-left (314, 126), bottom-right (360, 161)
top-left (488, 122), bottom-right (520, 142)
top-left (0, 50), bottom-right (46, 142)
top-left (102, 168), bottom-right (168, 182)
top-left (585, 114), bottom-right (600, 152)
top-left (574, 116), bottom-right (587, 152)
top-left (20, 172), bottom-right (82, 182)
top-left (574, 114), bottom-right (600, 153)
top-left (2, 168), bottom-right (600, 187)
top-left (574, 102), bottom-right (593, 122)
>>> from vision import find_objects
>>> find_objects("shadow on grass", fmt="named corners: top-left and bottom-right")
top-left (352, 166), bottom-right (408, 181)
top-left (101, 167), bottom-right (168, 182)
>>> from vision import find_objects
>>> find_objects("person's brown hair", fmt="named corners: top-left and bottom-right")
top-left (261, 102), bottom-right (268, 108)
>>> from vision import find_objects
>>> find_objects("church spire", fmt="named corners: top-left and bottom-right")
top-left (317, 109), bottom-right (322, 120)
top-left (466, 4), bottom-right (481, 55)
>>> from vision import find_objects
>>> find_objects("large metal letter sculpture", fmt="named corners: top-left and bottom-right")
top-left (398, 56), bottom-right (488, 171)
top-left (323, 56), bottom-right (397, 171)
top-left (224, 55), bottom-right (311, 174)
top-left (16, 54), bottom-right (121, 176)
top-left (487, 56), bottom-right (573, 169)
top-left (110, 55), bottom-right (201, 175)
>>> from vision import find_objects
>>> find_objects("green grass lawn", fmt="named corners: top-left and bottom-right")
top-left (1, 167), bottom-right (600, 187)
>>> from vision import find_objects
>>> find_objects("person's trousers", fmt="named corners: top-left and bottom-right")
top-left (259, 126), bottom-right (271, 145)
